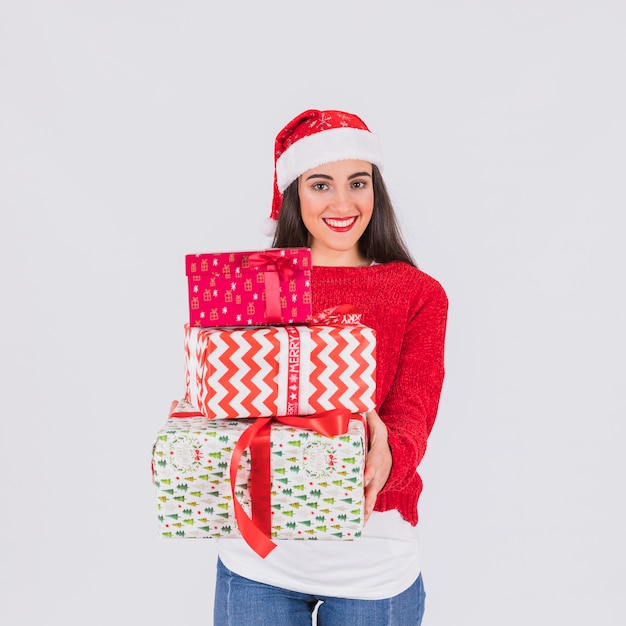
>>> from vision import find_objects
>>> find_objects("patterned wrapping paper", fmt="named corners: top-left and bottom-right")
top-left (151, 404), bottom-right (366, 548)
top-left (184, 322), bottom-right (376, 419)
top-left (185, 248), bottom-right (312, 328)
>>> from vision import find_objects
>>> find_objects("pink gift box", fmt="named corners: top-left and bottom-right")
top-left (184, 322), bottom-right (376, 419)
top-left (185, 248), bottom-right (312, 327)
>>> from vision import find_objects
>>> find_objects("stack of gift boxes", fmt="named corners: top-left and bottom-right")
top-left (151, 248), bottom-right (376, 557)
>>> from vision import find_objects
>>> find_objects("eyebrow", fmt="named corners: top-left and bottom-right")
top-left (304, 171), bottom-right (372, 181)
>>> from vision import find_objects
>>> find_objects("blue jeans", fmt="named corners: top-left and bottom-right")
top-left (214, 558), bottom-right (426, 625)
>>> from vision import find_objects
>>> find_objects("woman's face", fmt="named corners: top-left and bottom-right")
top-left (297, 159), bottom-right (374, 266)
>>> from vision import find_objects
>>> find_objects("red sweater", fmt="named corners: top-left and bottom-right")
top-left (311, 262), bottom-right (448, 525)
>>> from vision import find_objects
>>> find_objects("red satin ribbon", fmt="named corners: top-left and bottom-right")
top-left (308, 303), bottom-right (363, 326)
top-left (229, 409), bottom-right (354, 558)
top-left (248, 251), bottom-right (296, 323)
top-left (285, 326), bottom-right (301, 415)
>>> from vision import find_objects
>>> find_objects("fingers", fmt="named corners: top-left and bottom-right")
top-left (362, 427), bottom-right (393, 525)
top-left (365, 410), bottom-right (388, 447)
top-left (363, 468), bottom-right (385, 523)
top-left (363, 488), bottom-right (376, 524)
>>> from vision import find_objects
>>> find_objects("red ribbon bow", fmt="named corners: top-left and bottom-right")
top-left (308, 304), bottom-right (363, 326)
top-left (229, 409), bottom-right (355, 558)
top-left (247, 251), bottom-right (296, 323)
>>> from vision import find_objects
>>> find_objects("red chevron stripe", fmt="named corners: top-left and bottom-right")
top-left (237, 331), bottom-right (265, 416)
top-left (211, 331), bottom-right (244, 418)
top-left (194, 329), bottom-right (283, 419)
top-left (350, 328), bottom-right (376, 409)
top-left (237, 329), bottom-right (279, 416)
top-left (307, 327), bottom-right (327, 412)
top-left (322, 328), bottom-right (350, 409)
top-left (196, 341), bottom-right (209, 416)
top-left (306, 326), bottom-right (377, 413)
top-left (262, 330), bottom-right (281, 414)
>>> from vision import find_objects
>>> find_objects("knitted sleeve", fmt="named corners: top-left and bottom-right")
top-left (377, 276), bottom-right (448, 495)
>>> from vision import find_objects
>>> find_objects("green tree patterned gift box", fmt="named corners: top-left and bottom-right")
top-left (151, 401), bottom-right (366, 557)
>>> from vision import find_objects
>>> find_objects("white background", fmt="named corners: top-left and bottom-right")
top-left (1, 2), bottom-right (624, 624)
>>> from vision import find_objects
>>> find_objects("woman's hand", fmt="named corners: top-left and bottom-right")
top-left (363, 410), bottom-right (392, 525)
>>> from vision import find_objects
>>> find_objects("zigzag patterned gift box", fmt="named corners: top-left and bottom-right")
top-left (184, 320), bottom-right (376, 419)
top-left (151, 401), bottom-right (366, 557)
top-left (186, 248), bottom-right (312, 328)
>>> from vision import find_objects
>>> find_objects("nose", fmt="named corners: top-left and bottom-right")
top-left (330, 187), bottom-right (354, 214)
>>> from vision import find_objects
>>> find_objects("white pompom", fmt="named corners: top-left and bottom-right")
top-left (261, 217), bottom-right (277, 237)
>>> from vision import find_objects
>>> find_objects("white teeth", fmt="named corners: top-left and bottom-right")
top-left (325, 217), bottom-right (356, 227)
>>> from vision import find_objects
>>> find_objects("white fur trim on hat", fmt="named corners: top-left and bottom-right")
top-left (275, 127), bottom-right (383, 193)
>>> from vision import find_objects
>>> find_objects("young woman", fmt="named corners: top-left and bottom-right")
top-left (214, 109), bottom-right (448, 626)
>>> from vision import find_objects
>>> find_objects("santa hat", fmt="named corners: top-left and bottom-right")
top-left (263, 109), bottom-right (384, 235)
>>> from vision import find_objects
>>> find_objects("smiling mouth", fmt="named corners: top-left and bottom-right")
top-left (323, 217), bottom-right (358, 231)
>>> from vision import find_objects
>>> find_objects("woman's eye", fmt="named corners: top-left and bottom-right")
top-left (313, 182), bottom-right (328, 191)
top-left (352, 180), bottom-right (366, 189)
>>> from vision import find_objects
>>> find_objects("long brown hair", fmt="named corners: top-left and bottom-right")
top-left (271, 165), bottom-right (417, 267)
